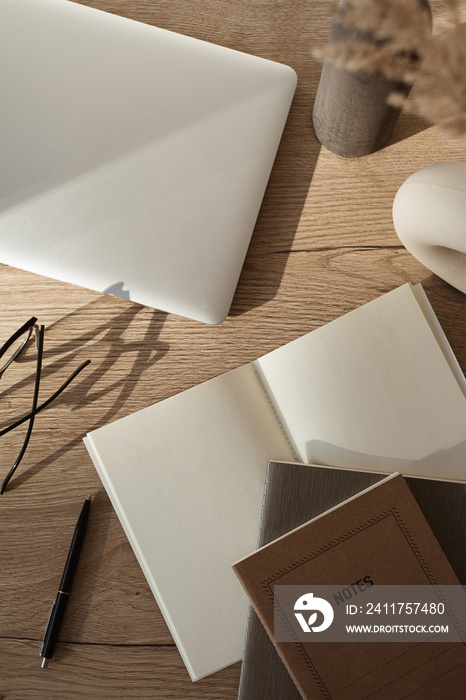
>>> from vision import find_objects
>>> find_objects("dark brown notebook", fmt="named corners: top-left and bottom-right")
top-left (234, 469), bottom-right (466, 700)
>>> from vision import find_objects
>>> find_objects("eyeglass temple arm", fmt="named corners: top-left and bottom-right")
top-left (0, 323), bottom-right (45, 494)
top-left (0, 357), bottom-right (91, 494)
top-left (0, 359), bottom-right (91, 438)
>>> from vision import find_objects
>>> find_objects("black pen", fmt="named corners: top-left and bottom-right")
top-left (40, 496), bottom-right (91, 668)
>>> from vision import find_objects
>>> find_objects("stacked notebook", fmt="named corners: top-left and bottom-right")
top-left (234, 462), bottom-right (466, 699)
top-left (84, 282), bottom-right (466, 681)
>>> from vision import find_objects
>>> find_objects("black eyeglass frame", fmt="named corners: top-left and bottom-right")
top-left (0, 316), bottom-right (39, 376)
top-left (0, 317), bottom-right (90, 494)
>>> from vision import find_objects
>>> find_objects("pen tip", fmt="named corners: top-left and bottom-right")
top-left (86, 495), bottom-right (91, 502)
top-left (41, 657), bottom-right (49, 669)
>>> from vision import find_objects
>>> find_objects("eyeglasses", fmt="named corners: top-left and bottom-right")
top-left (0, 317), bottom-right (91, 494)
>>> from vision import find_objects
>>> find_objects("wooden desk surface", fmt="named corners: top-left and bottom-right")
top-left (1, 0), bottom-right (466, 697)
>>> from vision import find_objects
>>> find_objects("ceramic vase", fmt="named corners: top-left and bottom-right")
top-left (312, 0), bottom-right (431, 158)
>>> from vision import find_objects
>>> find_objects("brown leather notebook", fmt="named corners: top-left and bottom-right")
top-left (233, 471), bottom-right (466, 699)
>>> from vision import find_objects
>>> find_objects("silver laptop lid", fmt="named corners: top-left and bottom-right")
top-left (0, 0), bottom-right (296, 323)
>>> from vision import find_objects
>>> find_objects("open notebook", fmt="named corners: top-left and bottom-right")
top-left (84, 283), bottom-right (466, 680)
top-left (0, 0), bottom-right (296, 323)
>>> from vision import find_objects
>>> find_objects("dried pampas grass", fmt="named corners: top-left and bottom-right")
top-left (314, 0), bottom-right (466, 137)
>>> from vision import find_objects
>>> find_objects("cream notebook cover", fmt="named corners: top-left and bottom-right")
top-left (84, 283), bottom-right (466, 680)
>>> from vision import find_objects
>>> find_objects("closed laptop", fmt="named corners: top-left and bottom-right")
top-left (0, 0), bottom-right (297, 323)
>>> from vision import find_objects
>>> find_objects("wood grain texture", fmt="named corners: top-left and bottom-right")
top-left (1, 0), bottom-right (466, 698)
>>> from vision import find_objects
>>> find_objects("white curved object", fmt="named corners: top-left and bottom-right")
top-left (393, 162), bottom-right (466, 294)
